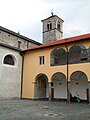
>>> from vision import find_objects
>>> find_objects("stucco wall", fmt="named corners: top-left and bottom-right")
top-left (0, 46), bottom-right (22, 98)
top-left (0, 30), bottom-right (38, 50)
top-left (0, 27), bottom-right (41, 99)
top-left (22, 39), bottom-right (90, 99)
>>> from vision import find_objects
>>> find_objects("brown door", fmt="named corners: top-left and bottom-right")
top-left (86, 88), bottom-right (89, 103)
top-left (51, 88), bottom-right (54, 100)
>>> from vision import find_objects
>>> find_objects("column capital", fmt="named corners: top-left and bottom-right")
top-left (32, 82), bottom-right (36, 84)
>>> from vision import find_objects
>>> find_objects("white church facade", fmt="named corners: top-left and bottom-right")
top-left (0, 26), bottom-right (41, 98)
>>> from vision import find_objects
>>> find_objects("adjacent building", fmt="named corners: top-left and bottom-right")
top-left (22, 33), bottom-right (90, 102)
top-left (0, 26), bottom-right (41, 98)
top-left (21, 14), bottom-right (90, 102)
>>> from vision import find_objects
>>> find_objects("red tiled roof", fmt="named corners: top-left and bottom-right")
top-left (22, 33), bottom-right (90, 52)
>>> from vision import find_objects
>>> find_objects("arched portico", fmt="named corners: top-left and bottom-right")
top-left (70, 71), bottom-right (89, 100)
top-left (34, 73), bottom-right (48, 99)
top-left (51, 72), bottom-right (67, 99)
top-left (50, 48), bottom-right (67, 66)
top-left (68, 44), bottom-right (88, 64)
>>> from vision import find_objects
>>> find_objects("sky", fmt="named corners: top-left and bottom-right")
top-left (0, 0), bottom-right (90, 43)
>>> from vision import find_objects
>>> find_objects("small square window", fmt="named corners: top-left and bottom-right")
top-left (39, 56), bottom-right (44, 65)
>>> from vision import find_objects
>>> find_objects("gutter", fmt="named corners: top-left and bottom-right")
top-left (19, 51), bottom-right (24, 99)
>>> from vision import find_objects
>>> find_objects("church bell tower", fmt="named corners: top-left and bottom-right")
top-left (41, 13), bottom-right (64, 44)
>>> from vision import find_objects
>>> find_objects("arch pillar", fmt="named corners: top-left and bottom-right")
top-left (48, 82), bottom-right (54, 101)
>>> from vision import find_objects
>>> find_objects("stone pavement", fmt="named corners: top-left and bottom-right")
top-left (0, 99), bottom-right (90, 120)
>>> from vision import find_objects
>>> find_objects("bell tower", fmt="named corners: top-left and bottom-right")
top-left (41, 13), bottom-right (64, 44)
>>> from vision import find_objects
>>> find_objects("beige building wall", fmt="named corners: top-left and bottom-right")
top-left (22, 40), bottom-right (90, 99)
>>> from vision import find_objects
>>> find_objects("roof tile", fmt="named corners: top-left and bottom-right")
top-left (22, 33), bottom-right (90, 52)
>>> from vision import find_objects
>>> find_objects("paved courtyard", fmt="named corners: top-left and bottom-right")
top-left (0, 99), bottom-right (90, 120)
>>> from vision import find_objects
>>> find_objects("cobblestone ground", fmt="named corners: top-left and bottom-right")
top-left (0, 99), bottom-right (90, 120)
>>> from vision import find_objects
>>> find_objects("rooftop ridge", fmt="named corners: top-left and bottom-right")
top-left (22, 33), bottom-right (90, 52)
top-left (0, 26), bottom-right (41, 45)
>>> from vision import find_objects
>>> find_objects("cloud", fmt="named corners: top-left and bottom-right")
top-left (0, 0), bottom-right (90, 42)
top-left (64, 18), bottom-right (87, 35)
top-left (63, 0), bottom-right (90, 38)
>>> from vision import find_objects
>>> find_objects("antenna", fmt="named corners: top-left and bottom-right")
top-left (51, 9), bottom-right (54, 16)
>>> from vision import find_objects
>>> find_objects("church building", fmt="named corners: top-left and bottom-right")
top-left (22, 14), bottom-right (90, 102)
top-left (0, 26), bottom-right (41, 98)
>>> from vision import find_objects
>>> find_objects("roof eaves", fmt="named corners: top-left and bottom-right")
top-left (0, 26), bottom-right (41, 45)
top-left (22, 33), bottom-right (90, 53)
top-left (41, 15), bottom-right (64, 22)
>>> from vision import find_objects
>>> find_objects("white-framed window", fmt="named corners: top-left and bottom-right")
top-left (3, 55), bottom-right (15, 65)
top-left (3, 53), bottom-right (18, 67)
top-left (39, 56), bottom-right (44, 65)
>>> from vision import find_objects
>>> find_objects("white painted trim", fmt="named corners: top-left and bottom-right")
top-left (2, 53), bottom-right (18, 68)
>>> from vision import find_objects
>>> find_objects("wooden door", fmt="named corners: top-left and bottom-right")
top-left (86, 88), bottom-right (89, 103)
top-left (51, 88), bottom-right (54, 100)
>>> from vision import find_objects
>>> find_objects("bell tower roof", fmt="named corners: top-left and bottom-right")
top-left (41, 15), bottom-right (64, 22)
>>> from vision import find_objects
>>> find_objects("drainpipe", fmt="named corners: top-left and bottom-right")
top-left (19, 52), bottom-right (24, 99)
top-left (65, 45), bottom-right (70, 104)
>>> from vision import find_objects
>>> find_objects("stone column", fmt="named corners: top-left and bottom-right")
top-left (48, 82), bottom-right (54, 101)
top-left (33, 81), bottom-right (37, 100)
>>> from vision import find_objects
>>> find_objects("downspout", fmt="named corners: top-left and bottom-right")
top-left (19, 51), bottom-right (24, 99)
top-left (65, 45), bottom-right (70, 104)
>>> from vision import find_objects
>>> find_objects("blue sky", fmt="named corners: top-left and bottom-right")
top-left (0, 0), bottom-right (90, 43)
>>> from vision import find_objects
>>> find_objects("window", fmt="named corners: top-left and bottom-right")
top-left (50, 23), bottom-right (52, 30)
top-left (39, 56), bottom-right (44, 65)
top-left (50, 48), bottom-right (67, 66)
top-left (27, 41), bottom-right (29, 48)
top-left (18, 41), bottom-right (21, 49)
top-left (3, 55), bottom-right (14, 65)
top-left (68, 44), bottom-right (88, 64)
top-left (57, 22), bottom-right (60, 31)
top-left (54, 56), bottom-right (59, 64)
top-left (80, 49), bottom-right (88, 61)
top-left (47, 24), bottom-right (49, 30)
top-left (47, 22), bottom-right (52, 30)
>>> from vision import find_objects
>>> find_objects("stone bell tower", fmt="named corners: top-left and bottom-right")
top-left (41, 13), bottom-right (64, 44)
